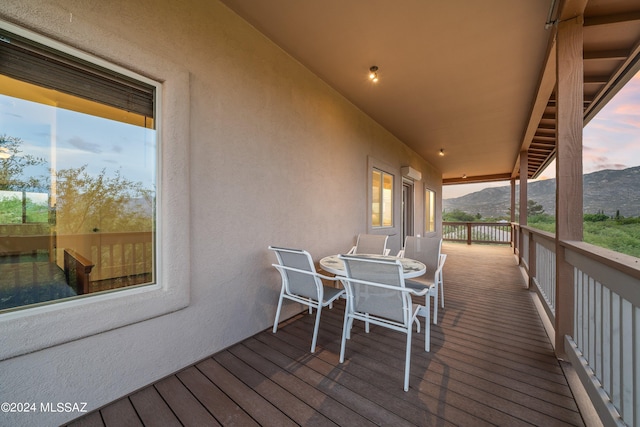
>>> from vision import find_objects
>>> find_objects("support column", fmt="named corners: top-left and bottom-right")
top-left (555, 15), bottom-right (584, 358)
top-left (519, 152), bottom-right (528, 227)
top-left (510, 179), bottom-right (516, 223)
top-left (510, 179), bottom-right (516, 253)
top-left (518, 153), bottom-right (528, 267)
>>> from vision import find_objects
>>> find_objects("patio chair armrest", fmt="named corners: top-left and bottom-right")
top-left (407, 287), bottom-right (430, 297)
top-left (347, 246), bottom-right (357, 254)
top-left (272, 264), bottom-right (341, 283)
top-left (397, 249), bottom-right (405, 257)
top-left (316, 272), bottom-right (342, 282)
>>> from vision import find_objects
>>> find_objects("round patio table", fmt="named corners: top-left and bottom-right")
top-left (319, 254), bottom-right (426, 279)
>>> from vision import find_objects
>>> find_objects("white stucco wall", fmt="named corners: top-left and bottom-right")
top-left (0, 1), bottom-right (441, 425)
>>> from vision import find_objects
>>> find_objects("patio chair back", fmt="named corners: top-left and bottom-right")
top-left (340, 254), bottom-right (406, 323)
top-left (272, 246), bottom-right (319, 299)
top-left (401, 235), bottom-right (446, 324)
top-left (403, 235), bottom-right (441, 271)
top-left (351, 233), bottom-right (389, 255)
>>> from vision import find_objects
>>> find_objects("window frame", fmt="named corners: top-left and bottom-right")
top-left (367, 156), bottom-right (400, 236)
top-left (0, 19), bottom-right (190, 361)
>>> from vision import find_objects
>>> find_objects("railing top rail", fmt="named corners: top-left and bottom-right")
top-left (443, 221), bottom-right (512, 225)
top-left (520, 225), bottom-right (555, 241)
top-left (560, 239), bottom-right (640, 282)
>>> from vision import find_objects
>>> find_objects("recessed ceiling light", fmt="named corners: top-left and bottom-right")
top-left (369, 66), bottom-right (379, 83)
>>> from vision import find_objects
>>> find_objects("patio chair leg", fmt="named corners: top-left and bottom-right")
top-left (425, 301), bottom-right (430, 352)
top-left (273, 291), bottom-right (285, 333)
top-left (433, 287), bottom-right (438, 324)
top-left (339, 313), bottom-right (351, 363)
top-left (404, 328), bottom-right (412, 392)
top-left (310, 304), bottom-right (322, 352)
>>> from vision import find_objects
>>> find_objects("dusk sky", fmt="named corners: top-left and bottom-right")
top-left (444, 70), bottom-right (640, 199)
top-left (0, 94), bottom-right (157, 191)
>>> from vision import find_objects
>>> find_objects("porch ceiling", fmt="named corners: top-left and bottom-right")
top-left (219, 0), bottom-right (640, 184)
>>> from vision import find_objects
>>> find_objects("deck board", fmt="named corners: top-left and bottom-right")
top-left (128, 387), bottom-right (181, 427)
top-left (67, 243), bottom-right (587, 426)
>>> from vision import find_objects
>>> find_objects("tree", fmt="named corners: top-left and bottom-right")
top-left (0, 134), bottom-right (47, 191)
top-left (527, 200), bottom-right (545, 216)
top-left (443, 209), bottom-right (477, 222)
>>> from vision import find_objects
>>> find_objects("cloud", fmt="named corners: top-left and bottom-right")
top-left (67, 136), bottom-right (102, 153)
top-left (584, 162), bottom-right (627, 173)
top-left (112, 145), bottom-right (123, 153)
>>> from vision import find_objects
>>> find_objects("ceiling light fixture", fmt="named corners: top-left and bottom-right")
top-left (369, 66), bottom-right (379, 83)
top-left (462, 174), bottom-right (467, 179)
top-left (439, 148), bottom-right (445, 156)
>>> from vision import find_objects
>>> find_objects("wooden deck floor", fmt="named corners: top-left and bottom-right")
top-left (67, 243), bottom-right (586, 426)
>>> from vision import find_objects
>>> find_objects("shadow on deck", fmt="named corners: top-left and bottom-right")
top-left (68, 243), bottom-right (587, 426)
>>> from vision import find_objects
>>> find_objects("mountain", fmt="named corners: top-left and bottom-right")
top-left (443, 166), bottom-right (640, 218)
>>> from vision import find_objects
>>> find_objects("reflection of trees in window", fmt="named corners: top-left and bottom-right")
top-left (1, 134), bottom-right (153, 234)
top-left (0, 134), bottom-right (46, 191)
top-left (54, 166), bottom-right (154, 235)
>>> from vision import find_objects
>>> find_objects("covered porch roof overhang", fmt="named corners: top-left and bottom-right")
top-left (219, 0), bottom-right (640, 185)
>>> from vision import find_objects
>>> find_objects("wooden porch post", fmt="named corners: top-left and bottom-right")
top-left (519, 152), bottom-right (528, 227)
top-left (518, 152), bottom-right (528, 266)
top-left (555, 15), bottom-right (584, 358)
top-left (510, 179), bottom-right (516, 253)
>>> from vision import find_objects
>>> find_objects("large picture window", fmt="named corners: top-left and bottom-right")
top-left (0, 27), bottom-right (157, 312)
top-left (372, 168), bottom-right (394, 228)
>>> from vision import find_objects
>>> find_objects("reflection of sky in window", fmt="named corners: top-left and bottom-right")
top-left (0, 95), bottom-right (156, 190)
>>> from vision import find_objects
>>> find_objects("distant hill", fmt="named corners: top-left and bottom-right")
top-left (443, 166), bottom-right (640, 218)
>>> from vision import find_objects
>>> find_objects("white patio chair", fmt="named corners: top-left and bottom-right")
top-left (338, 254), bottom-right (430, 392)
top-left (269, 246), bottom-right (345, 353)
top-left (346, 233), bottom-right (390, 255)
top-left (398, 235), bottom-right (446, 324)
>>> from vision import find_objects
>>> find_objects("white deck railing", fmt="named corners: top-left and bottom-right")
top-left (517, 226), bottom-right (638, 427)
top-left (533, 231), bottom-right (556, 320)
top-left (442, 222), bottom-right (512, 245)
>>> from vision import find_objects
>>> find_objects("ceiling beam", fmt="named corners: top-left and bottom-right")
top-left (443, 173), bottom-right (512, 185)
top-left (584, 11), bottom-right (640, 27)
top-left (583, 49), bottom-right (628, 61)
top-left (583, 75), bottom-right (608, 84)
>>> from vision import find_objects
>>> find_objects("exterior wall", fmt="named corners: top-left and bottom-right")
top-left (0, 1), bottom-right (441, 425)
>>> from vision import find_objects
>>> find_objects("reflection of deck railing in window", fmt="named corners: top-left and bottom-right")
top-left (57, 232), bottom-right (153, 289)
top-left (0, 234), bottom-right (93, 302)
top-left (443, 222), bottom-right (512, 245)
top-left (63, 249), bottom-right (94, 295)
